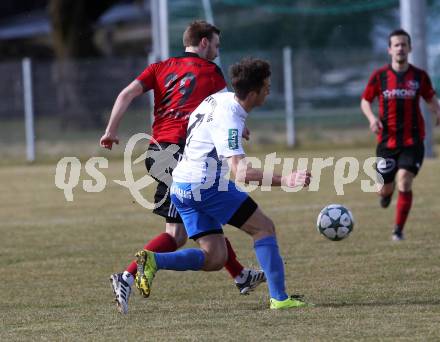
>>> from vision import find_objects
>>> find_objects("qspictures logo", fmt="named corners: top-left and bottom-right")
top-left (54, 133), bottom-right (176, 210)
top-left (54, 133), bottom-right (385, 209)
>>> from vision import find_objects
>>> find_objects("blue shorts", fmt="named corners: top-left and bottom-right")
top-left (170, 180), bottom-right (250, 239)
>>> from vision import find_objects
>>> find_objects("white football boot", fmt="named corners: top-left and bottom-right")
top-left (110, 272), bottom-right (133, 314)
top-left (235, 268), bottom-right (266, 295)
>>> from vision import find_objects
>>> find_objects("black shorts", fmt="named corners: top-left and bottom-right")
top-left (145, 142), bottom-right (184, 223)
top-left (228, 196), bottom-right (258, 228)
top-left (376, 143), bottom-right (424, 184)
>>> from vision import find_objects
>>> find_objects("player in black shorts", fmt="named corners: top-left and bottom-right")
top-left (144, 142), bottom-right (185, 223)
top-left (376, 144), bottom-right (425, 185)
top-left (361, 29), bottom-right (440, 241)
top-left (100, 21), bottom-right (264, 314)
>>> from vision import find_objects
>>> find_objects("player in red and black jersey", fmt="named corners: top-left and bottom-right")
top-left (100, 21), bottom-right (264, 314)
top-left (361, 29), bottom-right (440, 241)
top-left (135, 50), bottom-right (226, 145)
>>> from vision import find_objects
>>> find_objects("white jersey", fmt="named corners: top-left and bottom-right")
top-left (173, 92), bottom-right (247, 184)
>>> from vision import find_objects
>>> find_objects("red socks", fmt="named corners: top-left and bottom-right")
top-left (395, 191), bottom-right (413, 231)
top-left (224, 237), bottom-right (244, 279)
top-left (143, 232), bottom-right (178, 252)
top-left (126, 233), bottom-right (178, 276)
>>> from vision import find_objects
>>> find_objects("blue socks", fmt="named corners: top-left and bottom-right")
top-left (254, 236), bottom-right (288, 301)
top-left (152, 236), bottom-right (288, 302)
top-left (154, 248), bottom-right (205, 271)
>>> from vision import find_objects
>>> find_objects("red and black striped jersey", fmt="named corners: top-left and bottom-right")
top-left (362, 64), bottom-right (436, 149)
top-left (136, 52), bottom-right (227, 144)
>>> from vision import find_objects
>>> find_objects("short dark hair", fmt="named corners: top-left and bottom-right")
top-left (183, 20), bottom-right (220, 47)
top-left (229, 58), bottom-right (271, 100)
top-left (388, 29), bottom-right (411, 48)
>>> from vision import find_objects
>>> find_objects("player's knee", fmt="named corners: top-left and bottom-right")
top-left (379, 183), bottom-right (394, 197)
top-left (203, 248), bottom-right (227, 271)
top-left (379, 188), bottom-right (393, 197)
top-left (204, 259), bottom-right (226, 271)
top-left (210, 258), bottom-right (227, 271)
top-left (166, 223), bottom-right (187, 248)
top-left (397, 177), bottom-right (412, 192)
top-left (245, 214), bottom-right (276, 239)
top-left (213, 250), bottom-right (228, 270)
top-left (260, 216), bottom-right (275, 236)
top-left (398, 184), bottom-right (412, 192)
top-left (174, 234), bottom-right (187, 248)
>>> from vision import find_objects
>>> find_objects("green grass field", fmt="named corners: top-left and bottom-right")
top-left (2, 145), bottom-right (440, 341)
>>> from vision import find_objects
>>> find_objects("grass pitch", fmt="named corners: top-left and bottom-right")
top-left (2, 145), bottom-right (440, 341)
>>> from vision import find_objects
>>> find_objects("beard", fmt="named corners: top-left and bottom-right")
top-left (396, 54), bottom-right (407, 64)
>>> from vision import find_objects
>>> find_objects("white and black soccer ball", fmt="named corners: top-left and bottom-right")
top-left (316, 204), bottom-right (354, 241)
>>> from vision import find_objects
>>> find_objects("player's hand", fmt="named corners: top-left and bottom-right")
top-left (369, 118), bottom-right (383, 134)
top-left (282, 170), bottom-right (311, 188)
top-left (242, 126), bottom-right (250, 141)
top-left (100, 132), bottom-right (119, 150)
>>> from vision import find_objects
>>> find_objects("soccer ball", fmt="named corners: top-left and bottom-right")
top-left (316, 204), bottom-right (354, 241)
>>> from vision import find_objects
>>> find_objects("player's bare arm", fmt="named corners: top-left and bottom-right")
top-left (242, 126), bottom-right (250, 140)
top-left (228, 154), bottom-right (310, 188)
top-left (100, 80), bottom-right (144, 149)
top-left (426, 94), bottom-right (440, 126)
top-left (360, 98), bottom-right (383, 134)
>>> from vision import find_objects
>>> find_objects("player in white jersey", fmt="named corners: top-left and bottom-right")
top-left (135, 58), bottom-right (313, 309)
top-left (173, 92), bottom-right (246, 184)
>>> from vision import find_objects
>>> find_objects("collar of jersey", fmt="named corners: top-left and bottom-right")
top-left (231, 94), bottom-right (249, 119)
top-left (388, 63), bottom-right (412, 76)
top-left (180, 52), bottom-right (201, 58)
